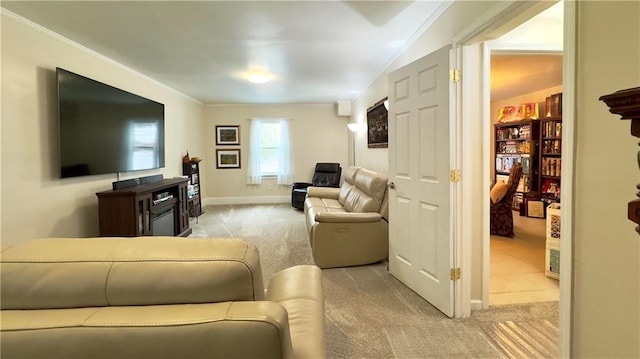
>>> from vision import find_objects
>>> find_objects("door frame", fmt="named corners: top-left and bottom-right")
top-left (452, 0), bottom-right (574, 357)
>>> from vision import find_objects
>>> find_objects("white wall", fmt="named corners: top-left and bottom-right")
top-left (1, 13), bottom-right (204, 246)
top-left (573, 1), bottom-right (639, 356)
top-left (350, 1), bottom-right (504, 175)
top-left (202, 104), bottom-right (348, 203)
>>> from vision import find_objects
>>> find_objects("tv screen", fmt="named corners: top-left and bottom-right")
top-left (57, 67), bottom-right (165, 178)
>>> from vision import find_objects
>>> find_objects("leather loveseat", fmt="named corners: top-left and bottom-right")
top-left (0, 237), bottom-right (325, 359)
top-left (304, 166), bottom-right (389, 269)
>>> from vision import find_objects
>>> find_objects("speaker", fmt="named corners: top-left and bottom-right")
top-left (336, 101), bottom-right (351, 117)
top-left (112, 178), bottom-right (140, 190)
top-left (139, 174), bottom-right (163, 184)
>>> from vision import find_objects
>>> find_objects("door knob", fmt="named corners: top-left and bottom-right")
top-left (388, 182), bottom-right (396, 189)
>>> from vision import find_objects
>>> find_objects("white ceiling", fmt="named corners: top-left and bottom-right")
top-left (491, 54), bottom-right (563, 101)
top-left (2, 1), bottom-right (451, 105)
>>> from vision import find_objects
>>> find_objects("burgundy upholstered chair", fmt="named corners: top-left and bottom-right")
top-left (490, 162), bottom-right (523, 237)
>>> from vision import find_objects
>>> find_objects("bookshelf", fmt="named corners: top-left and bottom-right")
top-left (494, 119), bottom-right (540, 210)
top-left (182, 160), bottom-right (203, 218)
top-left (540, 115), bottom-right (562, 208)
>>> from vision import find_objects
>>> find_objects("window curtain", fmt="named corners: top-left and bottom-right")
top-left (247, 120), bottom-right (263, 185)
top-left (276, 119), bottom-right (294, 185)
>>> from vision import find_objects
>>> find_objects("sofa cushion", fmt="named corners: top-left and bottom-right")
top-left (337, 167), bottom-right (359, 205)
top-left (305, 197), bottom-right (342, 210)
top-left (1, 302), bottom-right (294, 359)
top-left (341, 168), bottom-right (388, 213)
top-left (0, 237), bottom-right (264, 310)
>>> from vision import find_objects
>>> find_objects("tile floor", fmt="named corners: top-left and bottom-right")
top-left (490, 213), bottom-right (560, 305)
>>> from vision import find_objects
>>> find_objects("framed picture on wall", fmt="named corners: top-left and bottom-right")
top-left (366, 99), bottom-right (388, 148)
top-left (216, 149), bottom-right (241, 169)
top-left (216, 125), bottom-right (240, 145)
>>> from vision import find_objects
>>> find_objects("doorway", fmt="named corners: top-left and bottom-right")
top-left (458, 0), bottom-right (573, 355)
top-left (488, 51), bottom-right (563, 305)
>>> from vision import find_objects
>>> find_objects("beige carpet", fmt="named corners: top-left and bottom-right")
top-left (190, 203), bottom-right (559, 359)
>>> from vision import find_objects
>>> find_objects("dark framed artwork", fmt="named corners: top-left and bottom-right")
top-left (216, 149), bottom-right (241, 169)
top-left (216, 125), bottom-right (240, 145)
top-left (367, 99), bottom-right (388, 148)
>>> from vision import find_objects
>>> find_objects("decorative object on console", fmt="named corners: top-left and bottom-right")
top-left (215, 125), bottom-right (240, 145)
top-left (216, 149), bottom-right (241, 169)
top-left (599, 86), bottom-right (640, 234)
top-left (367, 97), bottom-right (388, 148)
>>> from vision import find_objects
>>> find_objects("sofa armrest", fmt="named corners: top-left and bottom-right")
top-left (314, 211), bottom-right (382, 223)
top-left (307, 186), bottom-right (340, 199)
top-left (266, 265), bottom-right (325, 359)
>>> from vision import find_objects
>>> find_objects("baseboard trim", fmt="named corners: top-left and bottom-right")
top-left (203, 196), bottom-right (290, 206)
top-left (470, 299), bottom-right (484, 311)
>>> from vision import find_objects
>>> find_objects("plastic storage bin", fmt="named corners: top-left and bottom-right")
top-left (545, 203), bottom-right (561, 279)
top-left (545, 238), bottom-right (560, 279)
top-left (546, 203), bottom-right (561, 240)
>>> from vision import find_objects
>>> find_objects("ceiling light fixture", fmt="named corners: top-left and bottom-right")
top-left (245, 69), bottom-right (273, 84)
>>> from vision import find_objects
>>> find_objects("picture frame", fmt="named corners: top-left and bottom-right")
top-left (366, 99), bottom-right (388, 148)
top-left (216, 125), bottom-right (240, 145)
top-left (216, 149), bottom-right (241, 169)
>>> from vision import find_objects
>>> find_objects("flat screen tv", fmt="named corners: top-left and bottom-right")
top-left (57, 67), bottom-right (165, 178)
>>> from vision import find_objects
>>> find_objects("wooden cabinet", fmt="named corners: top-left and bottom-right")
top-left (539, 116), bottom-right (562, 207)
top-left (182, 161), bottom-right (203, 218)
top-left (494, 119), bottom-right (540, 209)
top-left (96, 178), bottom-right (192, 237)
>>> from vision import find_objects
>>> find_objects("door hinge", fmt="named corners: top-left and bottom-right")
top-left (450, 267), bottom-right (461, 281)
top-left (450, 169), bottom-right (461, 183)
top-left (450, 69), bottom-right (461, 83)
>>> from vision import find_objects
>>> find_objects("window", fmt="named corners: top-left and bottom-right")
top-left (258, 122), bottom-right (282, 176)
top-left (247, 118), bottom-right (293, 185)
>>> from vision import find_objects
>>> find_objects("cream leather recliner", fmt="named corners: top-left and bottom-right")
top-left (0, 237), bottom-right (325, 359)
top-left (304, 166), bottom-right (389, 269)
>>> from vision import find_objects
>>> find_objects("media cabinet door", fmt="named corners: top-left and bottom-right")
top-left (177, 182), bottom-right (190, 234)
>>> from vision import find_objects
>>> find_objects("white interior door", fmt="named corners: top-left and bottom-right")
top-left (388, 45), bottom-right (455, 317)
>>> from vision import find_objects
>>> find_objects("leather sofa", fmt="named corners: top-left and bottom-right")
top-left (0, 237), bottom-right (325, 359)
top-left (304, 166), bottom-right (389, 269)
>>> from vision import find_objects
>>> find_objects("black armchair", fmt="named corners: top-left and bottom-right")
top-left (291, 163), bottom-right (342, 210)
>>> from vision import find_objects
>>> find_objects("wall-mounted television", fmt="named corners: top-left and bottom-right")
top-left (57, 67), bottom-right (165, 178)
